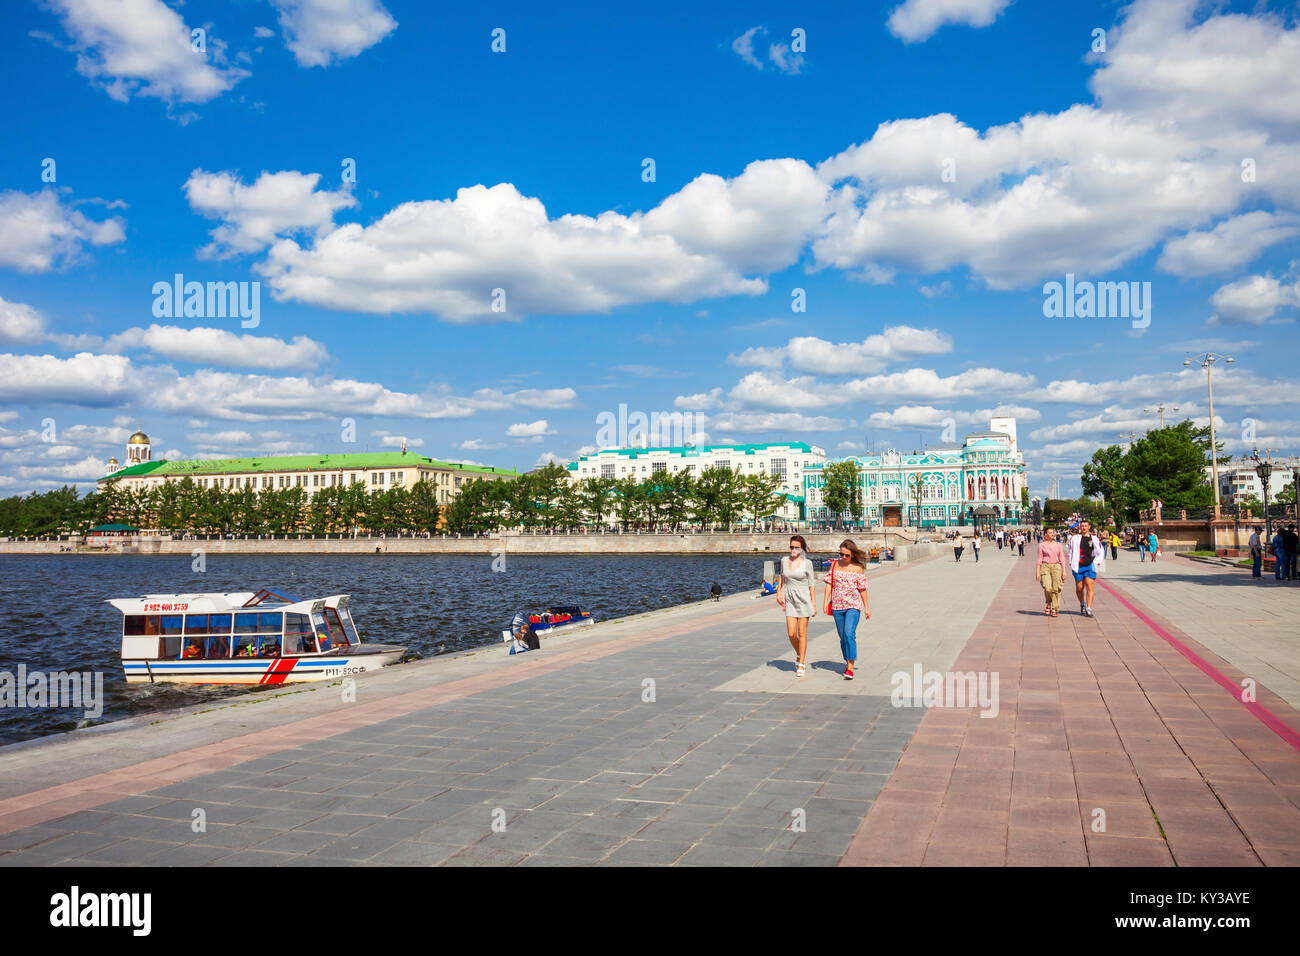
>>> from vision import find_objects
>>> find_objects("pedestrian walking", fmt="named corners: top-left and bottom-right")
top-left (972, 533), bottom-right (980, 562)
top-left (1148, 530), bottom-right (1159, 562)
top-left (822, 539), bottom-right (870, 680)
top-left (1285, 525), bottom-right (1298, 581)
top-left (1249, 527), bottom-right (1263, 579)
top-left (1109, 530), bottom-right (1120, 561)
top-left (777, 535), bottom-right (817, 677)
top-left (1017, 532), bottom-right (1025, 557)
top-left (1067, 520), bottom-right (1106, 617)
top-left (1273, 527), bottom-right (1287, 581)
top-left (1138, 533), bottom-right (1148, 561)
top-left (953, 533), bottom-right (964, 561)
top-left (1035, 527), bottom-right (1068, 616)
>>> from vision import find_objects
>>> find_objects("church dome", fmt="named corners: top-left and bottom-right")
top-left (107, 457), bottom-right (119, 465)
top-left (128, 429), bottom-right (149, 445)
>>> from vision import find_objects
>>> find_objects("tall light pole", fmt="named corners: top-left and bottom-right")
top-left (1144, 402), bottom-right (1179, 429)
top-left (1184, 352), bottom-right (1233, 519)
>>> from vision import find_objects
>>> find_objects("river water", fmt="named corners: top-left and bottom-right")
top-left (0, 552), bottom-right (772, 746)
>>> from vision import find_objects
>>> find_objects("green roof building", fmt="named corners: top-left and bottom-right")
top-left (98, 428), bottom-right (518, 507)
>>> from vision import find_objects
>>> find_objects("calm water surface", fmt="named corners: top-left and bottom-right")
top-left (0, 553), bottom-right (772, 746)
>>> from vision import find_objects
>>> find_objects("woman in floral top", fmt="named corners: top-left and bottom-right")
top-left (822, 539), bottom-right (870, 680)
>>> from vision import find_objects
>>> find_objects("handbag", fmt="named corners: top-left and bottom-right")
top-left (824, 562), bottom-right (834, 616)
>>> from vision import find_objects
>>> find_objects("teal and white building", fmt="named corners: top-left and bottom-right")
top-left (804, 418), bottom-right (1027, 528)
top-left (566, 441), bottom-right (825, 520)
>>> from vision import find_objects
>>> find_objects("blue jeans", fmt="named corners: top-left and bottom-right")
top-left (832, 608), bottom-right (860, 662)
top-left (1252, 552), bottom-right (1262, 577)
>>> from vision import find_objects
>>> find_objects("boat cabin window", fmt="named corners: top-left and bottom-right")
top-left (159, 615), bottom-right (184, 658)
top-left (337, 606), bottom-right (361, 645)
top-left (181, 613), bottom-right (233, 658)
top-left (324, 607), bottom-right (351, 646)
top-left (282, 612), bottom-right (317, 656)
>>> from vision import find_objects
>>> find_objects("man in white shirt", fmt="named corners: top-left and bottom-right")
top-left (1248, 527), bottom-right (1263, 579)
top-left (1066, 520), bottom-right (1106, 617)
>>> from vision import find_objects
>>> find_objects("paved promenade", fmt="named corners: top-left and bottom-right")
top-left (1, 546), bottom-right (1296, 866)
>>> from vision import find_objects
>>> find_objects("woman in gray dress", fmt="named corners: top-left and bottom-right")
top-left (777, 534), bottom-right (817, 677)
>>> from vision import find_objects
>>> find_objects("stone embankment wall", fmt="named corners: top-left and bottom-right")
top-left (1, 532), bottom-right (944, 562)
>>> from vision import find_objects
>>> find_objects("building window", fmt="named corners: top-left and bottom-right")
top-left (372, 472), bottom-right (384, 486)
top-left (652, 462), bottom-right (666, 474)
top-left (392, 472), bottom-right (403, 485)
top-left (771, 458), bottom-right (787, 480)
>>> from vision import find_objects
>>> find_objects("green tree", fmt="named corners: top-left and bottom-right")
top-left (1081, 445), bottom-right (1126, 521)
top-left (1121, 421), bottom-right (1214, 520)
top-left (578, 477), bottom-right (616, 527)
top-left (820, 461), bottom-right (862, 525)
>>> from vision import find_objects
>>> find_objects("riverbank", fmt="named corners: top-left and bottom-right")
top-left (0, 532), bottom-right (945, 560)
top-left (4, 550), bottom-right (1295, 867)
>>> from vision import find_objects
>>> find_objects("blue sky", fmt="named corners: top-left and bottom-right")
top-left (1, 0), bottom-right (1298, 498)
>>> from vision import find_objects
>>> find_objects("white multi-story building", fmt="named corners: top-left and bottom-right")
top-left (1210, 456), bottom-right (1300, 505)
top-left (565, 441), bottom-right (826, 520)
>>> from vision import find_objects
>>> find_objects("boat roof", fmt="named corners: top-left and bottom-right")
top-left (107, 589), bottom-right (350, 615)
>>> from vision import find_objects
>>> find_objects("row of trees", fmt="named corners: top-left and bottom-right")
top-left (443, 464), bottom-right (788, 534)
top-left (1076, 419), bottom-right (1298, 523)
top-left (0, 463), bottom-right (792, 537)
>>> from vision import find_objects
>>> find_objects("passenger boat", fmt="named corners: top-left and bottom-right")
top-left (109, 587), bottom-right (406, 685)
top-left (526, 605), bottom-right (595, 633)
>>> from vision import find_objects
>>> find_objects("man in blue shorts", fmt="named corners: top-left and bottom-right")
top-left (1067, 519), bottom-right (1106, 617)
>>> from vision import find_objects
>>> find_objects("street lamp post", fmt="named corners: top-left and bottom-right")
top-left (1144, 402), bottom-right (1180, 429)
top-left (1253, 457), bottom-right (1274, 561)
top-left (1254, 454), bottom-right (1273, 552)
top-left (1183, 352), bottom-right (1233, 519)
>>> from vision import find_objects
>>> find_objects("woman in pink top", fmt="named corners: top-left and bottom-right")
top-left (1035, 528), bottom-right (1069, 617)
top-left (821, 539), bottom-right (870, 680)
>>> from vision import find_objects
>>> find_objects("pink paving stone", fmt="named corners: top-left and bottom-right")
top-left (1164, 839), bottom-right (1261, 867)
top-left (1073, 772), bottom-right (1149, 806)
top-left (1009, 797), bottom-right (1084, 831)
top-left (922, 846), bottom-right (1006, 866)
top-left (1085, 834), bottom-right (1176, 866)
top-left (1010, 771), bottom-right (1077, 801)
top-left (1226, 810), bottom-right (1300, 850)
top-left (954, 747), bottom-right (1016, 771)
top-left (935, 806), bottom-right (1009, 832)
top-left (1007, 829), bottom-right (1088, 866)
top-left (1012, 750), bottom-right (1074, 773)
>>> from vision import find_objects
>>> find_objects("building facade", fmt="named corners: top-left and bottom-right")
top-left (1210, 456), bottom-right (1300, 506)
top-left (566, 442), bottom-right (826, 520)
top-left (803, 420), bottom-right (1027, 528)
top-left (98, 428), bottom-right (517, 505)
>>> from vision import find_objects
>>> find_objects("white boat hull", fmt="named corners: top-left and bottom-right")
top-left (123, 645), bottom-right (406, 685)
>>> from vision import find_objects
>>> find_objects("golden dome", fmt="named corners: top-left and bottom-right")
top-left (108, 457), bottom-right (119, 464)
top-left (128, 429), bottom-right (149, 445)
